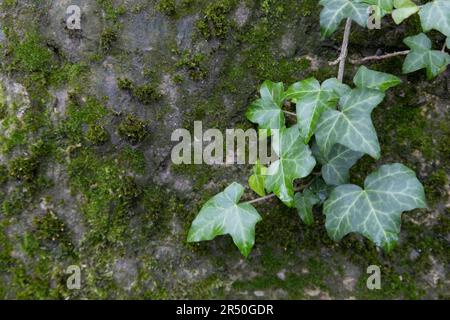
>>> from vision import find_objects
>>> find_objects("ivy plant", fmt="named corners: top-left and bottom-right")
top-left (185, 0), bottom-right (445, 257)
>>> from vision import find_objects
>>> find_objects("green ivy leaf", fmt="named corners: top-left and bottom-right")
top-left (309, 178), bottom-right (333, 203)
top-left (353, 66), bottom-right (402, 92)
top-left (319, 0), bottom-right (371, 37)
top-left (315, 88), bottom-right (385, 159)
top-left (294, 189), bottom-right (320, 225)
top-left (285, 78), bottom-right (339, 143)
top-left (402, 33), bottom-right (450, 79)
top-left (312, 142), bottom-right (363, 186)
top-left (391, 0), bottom-right (419, 24)
top-left (246, 80), bottom-right (285, 130)
top-left (418, 0), bottom-right (450, 37)
top-left (447, 37), bottom-right (450, 49)
top-left (265, 126), bottom-right (316, 207)
top-left (363, 0), bottom-right (394, 18)
top-left (187, 182), bottom-right (262, 257)
top-left (249, 160), bottom-right (267, 197)
top-left (324, 163), bottom-right (426, 251)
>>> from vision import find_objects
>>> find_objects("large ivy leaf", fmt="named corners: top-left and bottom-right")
top-left (324, 163), bottom-right (426, 251)
top-left (319, 0), bottom-right (371, 37)
top-left (187, 182), bottom-right (262, 257)
top-left (353, 66), bottom-right (402, 92)
top-left (312, 142), bottom-right (363, 186)
top-left (402, 33), bottom-right (450, 79)
top-left (391, 0), bottom-right (419, 24)
top-left (315, 88), bottom-right (385, 159)
top-left (249, 160), bottom-right (267, 197)
top-left (265, 126), bottom-right (316, 207)
top-left (418, 0), bottom-right (450, 37)
top-left (246, 81), bottom-right (285, 131)
top-left (285, 78), bottom-right (340, 143)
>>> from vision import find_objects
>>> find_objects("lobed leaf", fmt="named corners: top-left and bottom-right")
top-left (249, 160), bottom-right (267, 197)
top-left (294, 189), bottom-right (320, 225)
top-left (315, 88), bottom-right (385, 159)
top-left (187, 183), bottom-right (262, 257)
top-left (319, 0), bottom-right (371, 37)
top-left (391, 0), bottom-right (419, 24)
top-left (402, 33), bottom-right (450, 79)
top-left (246, 80), bottom-right (286, 131)
top-left (324, 163), bottom-right (426, 251)
top-left (265, 126), bottom-right (316, 207)
top-left (418, 0), bottom-right (450, 37)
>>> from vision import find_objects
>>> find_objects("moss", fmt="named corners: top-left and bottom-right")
top-left (12, 32), bottom-right (54, 74)
top-left (86, 124), bottom-right (109, 145)
top-left (424, 169), bottom-right (448, 205)
top-left (33, 211), bottom-right (74, 256)
top-left (176, 51), bottom-right (207, 81)
top-left (157, 0), bottom-right (176, 16)
top-left (118, 115), bottom-right (148, 143)
top-left (100, 27), bottom-right (119, 53)
top-left (0, 165), bottom-right (8, 185)
top-left (132, 84), bottom-right (162, 105)
top-left (196, 0), bottom-right (237, 39)
top-left (119, 146), bottom-right (146, 175)
top-left (117, 77), bottom-right (133, 91)
top-left (8, 155), bottom-right (39, 182)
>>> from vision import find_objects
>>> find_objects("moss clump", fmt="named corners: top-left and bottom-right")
top-left (196, 0), bottom-right (236, 39)
top-left (100, 27), bottom-right (118, 52)
top-left (86, 124), bottom-right (109, 145)
top-left (117, 77), bottom-right (133, 91)
top-left (0, 101), bottom-right (7, 120)
top-left (0, 165), bottom-right (7, 185)
top-left (132, 84), bottom-right (162, 105)
top-left (157, 0), bottom-right (176, 16)
top-left (118, 115), bottom-right (148, 143)
top-left (8, 156), bottom-right (39, 182)
top-left (33, 211), bottom-right (74, 254)
top-left (176, 51), bottom-right (207, 81)
top-left (12, 32), bottom-right (54, 74)
top-left (425, 169), bottom-right (448, 205)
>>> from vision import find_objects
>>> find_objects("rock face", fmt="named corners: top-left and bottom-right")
top-left (0, 0), bottom-right (449, 299)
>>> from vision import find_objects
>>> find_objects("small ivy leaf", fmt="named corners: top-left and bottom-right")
top-left (324, 163), bottom-right (427, 251)
top-left (294, 189), bottom-right (320, 225)
top-left (265, 126), bottom-right (316, 207)
top-left (418, 0), bottom-right (450, 37)
top-left (309, 178), bottom-right (333, 203)
top-left (353, 66), bottom-right (402, 92)
top-left (249, 160), bottom-right (267, 197)
top-left (319, 0), bottom-right (371, 38)
top-left (187, 182), bottom-right (262, 257)
top-left (315, 88), bottom-right (385, 159)
top-left (285, 78), bottom-right (338, 143)
top-left (246, 80), bottom-right (286, 131)
top-left (402, 33), bottom-right (450, 79)
top-left (391, 0), bottom-right (419, 24)
top-left (312, 142), bottom-right (363, 186)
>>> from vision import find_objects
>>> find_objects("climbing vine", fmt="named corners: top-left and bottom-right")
top-left (187, 0), bottom-right (449, 256)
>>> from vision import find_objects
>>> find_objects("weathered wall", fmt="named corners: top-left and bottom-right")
top-left (0, 0), bottom-right (448, 299)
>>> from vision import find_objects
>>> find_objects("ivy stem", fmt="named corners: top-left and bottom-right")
top-left (283, 110), bottom-right (297, 117)
top-left (349, 50), bottom-right (410, 64)
top-left (337, 18), bottom-right (352, 82)
top-left (244, 175), bottom-right (319, 205)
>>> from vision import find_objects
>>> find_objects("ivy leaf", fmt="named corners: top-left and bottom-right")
top-left (187, 182), bottom-right (262, 257)
top-left (324, 163), bottom-right (426, 251)
top-left (246, 81), bottom-right (285, 131)
top-left (265, 126), bottom-right (316, 207)
top-left (315, 88), bottom-right (385, 159)
top-left (447, 37), bottom-right (450, 49)
top-left (418, 0), bottom-right (450, 37)
top-left (363, 0), bottom-right (394, 18)
top-left (391, 0), bottom-right (419, 24)
top-left (322, 77), bottom-right (352, 97)
top-left (319, 0), bottom-right (371, 37)
top-left (294, 189), bottom-right (320, 225)
top-left (353, 66), bottom-right (402, 92)
top-left (285, 78), bottom-right (339, 143)
top-left (312, 142), bottom-right (363, 186)
top-left (402, 33), bottom-right (450, 79)
top-left (309, 178), bottom-right (333, 203)
top-left (249, 160), bottom-right (267, 197)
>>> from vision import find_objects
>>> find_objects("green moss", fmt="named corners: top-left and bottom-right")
top-left (119, 146), bottom-right (146, 175)
top-left (117, 77), bottom-right (133, 91)
top-left (132, 84), bottom-right (162, 105)
top-left (157, 0), bottom-right (176, 16)
top-left (196, 0), bottom-right (237, 39)
top-left (33, 211), bottom-right (74, 256)
top-left (118, 115), bottom-right (148, 143)
top-left (86, 124), bottom-right (109, 145)
top-left (425, 169), bottom-right (448, 205)
top-left (100, 27), bottom-right (119, 53)
top-left (12, 32), bottom-right (54, 74)
top-left (0, 165), bottom-right (7, 185)
top-left (8, 155), bottom-right (39, 182)
top-left (176, 51), bottom-right (207, 81)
